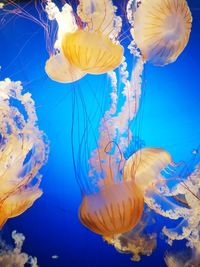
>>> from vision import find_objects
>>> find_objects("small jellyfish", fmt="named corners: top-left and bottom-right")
top-left (131, 0), bottom-right (192, 65)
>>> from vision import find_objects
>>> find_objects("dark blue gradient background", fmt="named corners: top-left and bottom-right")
top-left (0, 1), bottom-right (200, 266)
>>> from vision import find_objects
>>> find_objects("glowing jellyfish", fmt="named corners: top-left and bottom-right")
top-left (128, 0), bottom-right (192, 65)
top-left (0, 79), bottom-right (48, 228)
top-left (44, 0), bottom-right (123, 83)
top-left (0, 231), bottom-right (38, 267)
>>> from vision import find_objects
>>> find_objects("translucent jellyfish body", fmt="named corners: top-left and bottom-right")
top-left (132, 0), bottom-right (192, 66)
top-left (79, 181), bottom-right (144, 236)
top-left (0, 79), bottom-right (48, 228)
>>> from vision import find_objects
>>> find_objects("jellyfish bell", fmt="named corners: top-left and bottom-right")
top-left (0, 185), bottom-right (42, 229)
top-left (79, 180), bottom-right (144, 236)
top-left (123, 148), bottom-right (173, 192)
top-left (131, 0), bottom-right (192, 66)
top-left (45, 53), bottom-right (86, 83)
top-left (61, 29), bottom-right (124, 75)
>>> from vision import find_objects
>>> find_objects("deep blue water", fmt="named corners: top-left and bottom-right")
top-left (0, 1), bottom-right (200, 266)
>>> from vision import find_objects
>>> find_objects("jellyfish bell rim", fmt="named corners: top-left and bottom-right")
top-left (79, 180), bottom-right (144, 237)
top-left (45, 53), bottom-right (86, 83)
top-left (61, 29), bottom-right (124, 74)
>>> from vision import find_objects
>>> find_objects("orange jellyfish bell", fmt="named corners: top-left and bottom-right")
top-left (0, 187), bottom-right (42, 229)
top-left (61, 29), bottom-right (124, 74)
top-left (79, 181), bottom-right (144, 236)
top-left (132, 0), bottom-right (192, 66)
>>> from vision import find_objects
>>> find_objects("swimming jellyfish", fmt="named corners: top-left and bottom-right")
top-left (45, 0), bottom-right (123, 83)
top-left (62, 0), bottom-right (123, 74)
top-left (128, 0), bottom-right (192, 66)
top-left (78, 54), bottom-right (145, 237)
top-left (0, 78), bottom-right (48, 228)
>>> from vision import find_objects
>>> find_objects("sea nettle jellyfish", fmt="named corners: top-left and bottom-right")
top-left (127, 0), bottom-right (192, 66)
top-left (44, 0), bottom-right (123, 83)
top-left (0, 78), bottom-right (48, 228)
top-left (76, 53), bottom-right (145, 237)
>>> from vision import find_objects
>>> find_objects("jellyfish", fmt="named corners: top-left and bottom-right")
top-left (61, 0), bottom-right (123, 74)
top-left (0, 78), bottom-right (48, 228)
top-left (127, 0), bottom-right (192, 66)
top-left (44, 0), bottom-right (123, 83)
top-left (0, 230), bottom-right (38, 266)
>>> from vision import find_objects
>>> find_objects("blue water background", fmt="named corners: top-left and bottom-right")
top-left (0, 0), bottom-right (200, 266)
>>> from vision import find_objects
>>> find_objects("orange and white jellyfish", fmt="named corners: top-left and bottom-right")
top-left (0, 78), bottom-right (48, 228)
top-left (44, 0), bottom-right (124, 83)
top-left (127, 0), bottom-right (192, 66)
top-left (77, 52), bottom-right (145, 237)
